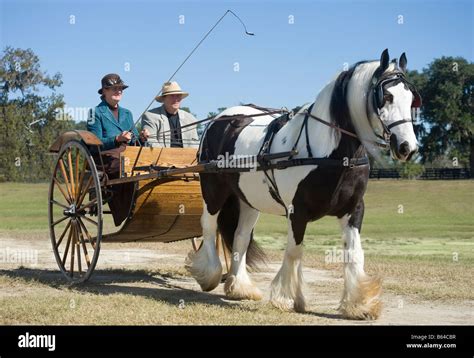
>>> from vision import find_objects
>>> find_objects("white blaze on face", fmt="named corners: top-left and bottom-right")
top-left (379, 82), bottom-right (418, 157)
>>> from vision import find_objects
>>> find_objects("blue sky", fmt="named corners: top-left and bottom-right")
top-left (1, 0), bottom-right (472, 121)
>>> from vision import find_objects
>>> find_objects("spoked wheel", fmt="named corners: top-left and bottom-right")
top-left (48, 140), bottom-right (103, 283)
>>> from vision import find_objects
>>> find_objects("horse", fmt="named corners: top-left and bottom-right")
top-left (185, 49), bottom-right (421, 320)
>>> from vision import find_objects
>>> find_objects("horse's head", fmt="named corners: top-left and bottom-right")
top-left (370, 49), bottom-right (421, 161)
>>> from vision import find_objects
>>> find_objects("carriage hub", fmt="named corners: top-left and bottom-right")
top-left (63, 204), bottom-right (77, 218)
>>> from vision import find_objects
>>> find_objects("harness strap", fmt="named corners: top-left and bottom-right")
top-left (304, 108), bottom-right (313, 158)
top-left (387, 118), bottom-right (412, 130)
top-left (257, 111), bottom-right (292, 161)
top-left (256, 110), bottom-right (297, 215)
top-left (268, 156), bottom-right (369, 171)
top-left (305, 109), bottom-right (389, 149)
top-left (290, 104), bottom-right (314, 159)
top-left (368, 70), bottom-right (421, 146)
top-left (263, 168), bottom-right (287, 214)
top-left (176, 108), bottom-right (288, 132)
top-left (304, 109), bottom-right (358, 139)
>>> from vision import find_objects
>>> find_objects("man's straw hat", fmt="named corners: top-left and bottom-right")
top-left (155, 81), bottom-right (189, 103)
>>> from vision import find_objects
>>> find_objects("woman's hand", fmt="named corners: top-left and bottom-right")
top-left (115, 131), bottom-right (132, 143)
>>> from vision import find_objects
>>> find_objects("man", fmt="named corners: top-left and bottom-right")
top-left (141, 81), bottom-right (199, 148)
top-left (87, 73), bottom-right (147, 226)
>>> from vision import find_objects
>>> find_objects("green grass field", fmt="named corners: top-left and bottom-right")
top-left (2, 180), bottom-right (472, 261)
top-left (0, 180), bottom-right (472, 324)
top-left (257, 180), bottom-right (474, 261)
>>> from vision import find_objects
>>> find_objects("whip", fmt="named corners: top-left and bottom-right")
top-left (130, 10), bottom-right (254, 134)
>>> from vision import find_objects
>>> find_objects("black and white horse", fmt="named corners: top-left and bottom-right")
top-left (186, 49), bottom-right (420, 320)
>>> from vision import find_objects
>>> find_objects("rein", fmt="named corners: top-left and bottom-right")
top-left (151, 102), bottom-right (389, 150)
top-left (159, 108), bottom-right (287, 137)
top-left (303, 109), bottom-right (389, 149)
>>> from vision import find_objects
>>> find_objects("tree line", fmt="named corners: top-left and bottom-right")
top-left (0, 47), bottom-right (472, 182)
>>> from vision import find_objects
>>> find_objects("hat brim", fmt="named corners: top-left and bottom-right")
top-left (98, 85), bottom-right (129, 95)
top-left (155, 91), bottom-right (189, 103)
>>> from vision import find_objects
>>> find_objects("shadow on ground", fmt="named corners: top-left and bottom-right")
top-left (0, 267), bottom-right (243, 309)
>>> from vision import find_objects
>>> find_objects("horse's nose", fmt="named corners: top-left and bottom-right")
top-left (399, 141), bottom-right (411, 157)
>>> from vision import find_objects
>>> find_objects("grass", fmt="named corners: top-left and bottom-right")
top-left (255, 180), bottom-right (474, 261)
top-left (0, 180), bottom-right (473, 324)
top-left (301, 252), bottom-right (474, 302)
top-left (1, 180), bottom-right (473, 234)
top-left (0, 291), bottom-right (315, 325)
top-left (256, 180), bottom-right (474, 239)
top-left (1, 180), bottom-right (473, 262)
top-left (0, 264), bottom-right (333, 325)
top-left (0, 182), bottom-right (49, 231)
top-left (0, 182), bottom-right (117, 233)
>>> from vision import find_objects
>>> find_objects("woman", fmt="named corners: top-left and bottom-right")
top-left (87, 73), bottom-right (148, 226)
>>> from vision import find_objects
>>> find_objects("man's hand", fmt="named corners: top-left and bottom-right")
top-left (115, 131), bottom-right (132, 143)
top-left (140, 128), bottom-right (149, 142)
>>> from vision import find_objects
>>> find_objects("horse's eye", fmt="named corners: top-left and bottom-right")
top-left (384, 93), bottom-right (393, 103)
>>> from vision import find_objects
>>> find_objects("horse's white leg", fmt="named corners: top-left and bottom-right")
top-left (185, 201), bottom-right (222, 292)
top-left (224, 200), bottom-right (262, 301)
top-left (338, 209), bottom-right (382, 320)
top-left (270, 214), bottom-right (306, 313)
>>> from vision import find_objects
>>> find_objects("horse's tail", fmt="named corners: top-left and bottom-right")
top-left (217, 194), bottom-right (267, 271)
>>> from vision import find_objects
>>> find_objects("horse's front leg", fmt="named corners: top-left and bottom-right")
top-left (270, 207), bottom-right (307, 313)
top-left (185, 201), bottom-right (222, 292)
top-left (224, 199), bottom-right (262, 301)
top-left (338, 199), bottom-right (382, 320)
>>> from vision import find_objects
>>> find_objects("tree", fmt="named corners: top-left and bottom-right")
top-left (0, 47), bottom-right (74, 181)
top-left (407, 57), bottom-right (474, 171)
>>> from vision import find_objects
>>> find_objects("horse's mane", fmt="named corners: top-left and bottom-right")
top-left (329, 61), bottom-right (371, 133)
top-left (328, 60), bottom-right (397, 162)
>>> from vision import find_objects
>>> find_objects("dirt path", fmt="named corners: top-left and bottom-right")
top-left (1, 235), bottom-right (472, 325)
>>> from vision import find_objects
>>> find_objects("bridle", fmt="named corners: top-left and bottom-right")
top-left (369, 71), bottom-right (422, 143)
top-left (300, 70), bottom-right (422, 150)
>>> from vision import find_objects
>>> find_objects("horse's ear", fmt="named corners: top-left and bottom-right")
top-left (373, 49), bottom-right (390, 83)
top-left (379, 49), bottom-right (390, 72)
top-left (399, 52), bottom-right (408, 73)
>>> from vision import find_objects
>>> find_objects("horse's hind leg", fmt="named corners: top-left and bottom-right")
top-left (338, 200), bottom-right (382, 320)
top-left (224, 199), bottom-right (262, 301)
top-left (185, 201), bottom-right (222, 292)
top-left (270, 210), bottom-right (306, 313)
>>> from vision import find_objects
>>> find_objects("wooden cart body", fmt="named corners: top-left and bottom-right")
top-left (104, 146), bottom-right (203, 243)
top-left (48, 130), bottom-right (208, 283)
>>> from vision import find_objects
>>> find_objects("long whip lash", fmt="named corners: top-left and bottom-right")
top-left (130, 10), bottom-right (254, 133)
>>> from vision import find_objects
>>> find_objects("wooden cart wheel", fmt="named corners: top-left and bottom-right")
top-left (48, 140), bottom-right (103, 283)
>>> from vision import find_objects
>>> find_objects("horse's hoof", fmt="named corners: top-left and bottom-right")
top-left (224, 275), bottom-right (263, 301)
top-left (185, 249), bottom-right (222, 292)
top-left (339, 275), bottom-right (382, 320)
top-left (270, 297), bottom-right (294, 312)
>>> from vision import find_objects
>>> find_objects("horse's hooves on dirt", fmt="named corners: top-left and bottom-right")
top-left (224, 275), bottom-right (263, 301)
